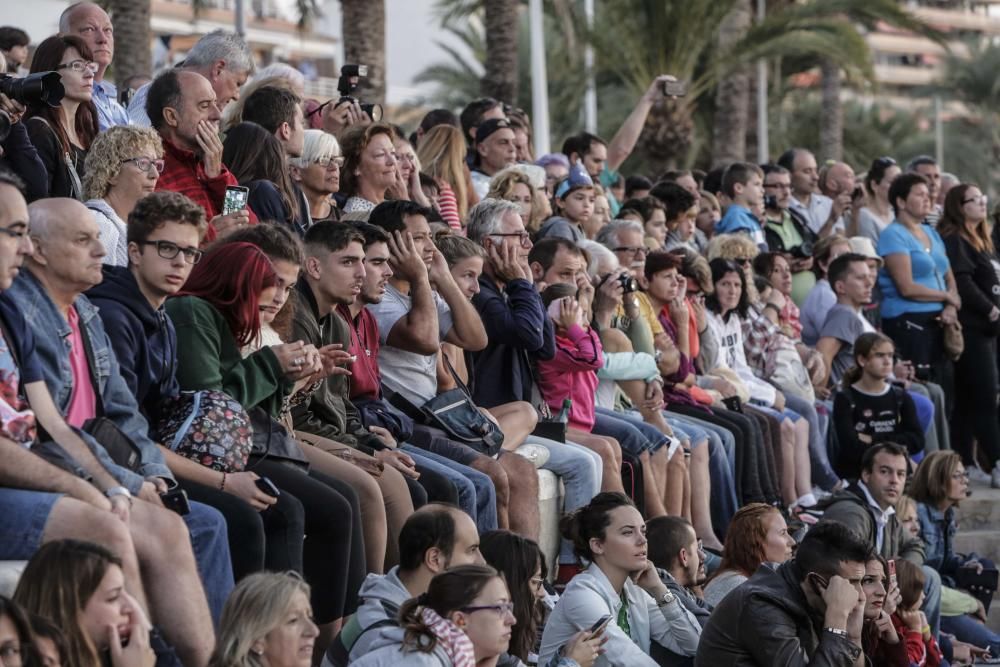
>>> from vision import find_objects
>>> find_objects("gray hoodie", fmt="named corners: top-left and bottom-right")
top-left (324, 567), bottom-right (413, 667)
top-left (346, 626), bottom-right (451, 667)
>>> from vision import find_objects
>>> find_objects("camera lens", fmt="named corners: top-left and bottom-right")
top-left (361, 103), bottom-right (383, 122)
top-left (0, 71), bottom-right (65, 107)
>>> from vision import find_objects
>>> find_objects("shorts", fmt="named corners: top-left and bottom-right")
top-left (0, 488), bottom-right (60, 559)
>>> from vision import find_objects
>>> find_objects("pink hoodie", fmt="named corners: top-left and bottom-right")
top-left (536, 324), bottom-right (604, 431)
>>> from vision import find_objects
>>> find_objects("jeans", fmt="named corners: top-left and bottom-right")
top-left (923, 564), bottom-right (943, 639)
top-left (183, 501), bottom-right (235, 625)
top-left (526, 436), bottom-right (600, 563)
top-left (592, 409), bottom-right (662, 455)
top-left (942, 612), bottom-right (1000, 655)
top-left (401, 444), bottom-right (496, 529)
top-left (668, 418), bottom-right (739, 539)
top-left (784, 393), bottom-right (839, 490)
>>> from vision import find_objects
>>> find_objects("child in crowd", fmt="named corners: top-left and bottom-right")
top-left (893, 558), bottom-right (944, 667)
top-left (537, 162), bottom-right (596, 242)
top-left (832, 332), bottom-right (924, 478)
top-left (714, 163), bottom-right (766, 248)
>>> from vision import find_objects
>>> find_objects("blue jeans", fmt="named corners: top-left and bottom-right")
top-left (667, 413), bottom-right (737, 477)
top-left (668, 419), bottom-right (739, 539)
top-left (942, 612), bottom-right (1000, 655)
top-left (401, 444), bottom-right (497, 533)
top-left (592, 408), bottom-right (665, 455)
top-left (923, 564), bottom-right (943, 639)
top-left (184, 501), bottom-right (234, 625)
top-left (526, 436), bottom-right (600, 563)
top-left (783, 393), bottom-right (839, 490)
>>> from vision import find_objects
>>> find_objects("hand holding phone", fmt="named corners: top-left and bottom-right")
top-left (159, 488), bottom-right (191, 516)
top-left (588, 615), bottom-right (612, 636)
top-left (255, 476), bottom-right (281, 498)
top-left (223, 185), bottom-right (249, 215)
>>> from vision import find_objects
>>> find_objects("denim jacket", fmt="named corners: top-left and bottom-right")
top-left (916, 501), bottom-right (964, 577)
top-left (6, 270), bottom-right (173, 492)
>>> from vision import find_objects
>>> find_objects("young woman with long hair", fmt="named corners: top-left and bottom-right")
top-left (854, 156), bottom-right (901, 244)
top-left (702, 503), bottom-right (795, 607)
top-left (209, 572), bottom-right (318, 667)
top-left (222, 122), bottom-right (303, 232)
top-left (13, 540), bottom-right (154, 667)
top-left (417, 124), bottom-right (471, 230)
top-left (939, 183), bottom-right (1000, 477)
top-left (25, 35), bottom-right (99, 199)
top-left (479, 530), bottom-right (548, 663)
top-left (859, 556), bottom-right (907, 666)
top-left (165, 242), bottom-right (366, 647)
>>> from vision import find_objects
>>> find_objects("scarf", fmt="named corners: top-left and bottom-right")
top-left (419, 606), bottom-right (476, 667)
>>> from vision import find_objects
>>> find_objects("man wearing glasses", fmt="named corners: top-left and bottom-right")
top-left (762, 164), bottom-right (818, 305)
top-left (59, 2), bottom-right (129, 131)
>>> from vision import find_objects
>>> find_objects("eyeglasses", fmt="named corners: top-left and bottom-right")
top-left (529, 576), bottom-right (545, 592)
top-left (764, 183), bottom-right (791, 191)
top-left (733, 257), bottom-right (753, 265)
top-left (614, 246), bottom-right (648, 257)
top-left (461, 602), bottom-right (515, 616)
top-left (313, 156), bottom-right (344, 169)
top-left (0, 642), bottom-right (24, 667)
top-left (0, 225), bottom-right (29, 240)
top-left (952, 470), bottom-right (970, 480)
top-left (963, 195), bottom-right (988, 206)
top-left (139, 240), bottom-right (203, 264)
top-left (56, 59), bottom-right (98, 74)
top-left (491, 231), bottom-right (532, 247)
top-left (122, 157), bottom-right (165, 174)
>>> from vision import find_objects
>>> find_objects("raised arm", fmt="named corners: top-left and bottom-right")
top-left (429, 248), bottom-right (488, 352)
top-left (606, 75), bottom-right (676, 172)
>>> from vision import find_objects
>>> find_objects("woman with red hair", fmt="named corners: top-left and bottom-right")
top-left (165, 242), bottom-right (367, 643)
top-left (703, 503), bottom-right (796, 607)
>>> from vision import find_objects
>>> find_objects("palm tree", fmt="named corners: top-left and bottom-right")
top-left (105, 0), bottom-right (151, 86)
top-left (482, 0), bottom-right (519, 104)
top-left (711, 0), bottom-right (753, 167)
top-left (412, 22), bottom-right (486, 109)
top-left (340, 0), bottom-right (386, 100)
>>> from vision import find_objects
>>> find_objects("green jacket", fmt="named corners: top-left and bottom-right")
top-left (289, 281), bottom-right (385, 455)
top-left (818, 482), bottom-right (925, 565)
top-left (165, 295), bottom-right (293, 417)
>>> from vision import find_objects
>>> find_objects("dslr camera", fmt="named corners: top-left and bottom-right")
top-left (617, 272), bottom-right (639, 294)
top-left (337, 65), bottom-right (383, 122)
top-left (789, 241), bottom-right (814, 260)
top-left (0, 72), bottom-right (64, 141)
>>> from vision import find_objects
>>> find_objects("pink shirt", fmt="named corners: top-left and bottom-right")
top-left (536, 324), bottom-right (604, 431)
top-left (65, 306), bottom-right (98, 427)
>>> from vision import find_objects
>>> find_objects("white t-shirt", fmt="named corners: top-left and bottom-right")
top-left (706, 310), bottom-right (777, 406)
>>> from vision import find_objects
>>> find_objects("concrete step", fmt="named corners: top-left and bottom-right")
top-left (954, 480), bottom-right (1000, 532)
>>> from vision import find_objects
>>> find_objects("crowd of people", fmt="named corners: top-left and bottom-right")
top-left (1, 5), bottom-right (999, 667)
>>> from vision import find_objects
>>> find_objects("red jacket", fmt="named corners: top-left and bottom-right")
top-left (155, 137), bottom-right (257, 243)
top-left (338, 304), bottom-right (382, 402)
top-left (890, 613), bottom-right (942, 667)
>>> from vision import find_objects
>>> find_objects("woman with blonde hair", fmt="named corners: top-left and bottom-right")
top-left (289, 129), bottom-right (343, 224)
top-left (486, 169), bottom-right (542, 233)
top-left (416, 124), bottom-right (470, 230)
top-left (82, 125), bottom-right (164, 266)
top-left (210, 572), bottom-right (318, 667)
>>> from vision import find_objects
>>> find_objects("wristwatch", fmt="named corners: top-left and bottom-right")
top-left (658, 589), bottom-right (676, 606)
top-left (824, 627), bottom-right (848, 637)
top-left (105, 486), bottom-right (133, 505)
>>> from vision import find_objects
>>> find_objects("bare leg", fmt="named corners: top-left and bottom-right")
top-left (779, 418), bottom-right (797, 506)
top-left (666, 446), bottom-right (687, 517)
top-left (499, 452), bottom-right (540, 540)
top-left (487, 401), bottom-right (539, 451)
top-left (793, 417), bottom-right (813, 498)
top-left (689, 441), bottom-right (723, 550)
top-left (470, 456), bottom-right (510, 529)
top-left (639, 450), bottom-right (667, 518)
top-left (567, 428), bottom-right (624, 493)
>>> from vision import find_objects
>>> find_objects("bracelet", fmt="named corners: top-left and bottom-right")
top-left (824, 627), bottom-right (848, 637)
top-left (220, 472), bottom-right (227, 491)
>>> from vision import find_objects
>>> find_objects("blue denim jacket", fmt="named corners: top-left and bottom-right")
top-left (916, 500), bottom-right (963, 576)
top-left (6, 270), bottom-right (173, 491)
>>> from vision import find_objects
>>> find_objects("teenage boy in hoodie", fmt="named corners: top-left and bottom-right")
top-left (86, 191), bottom-right (293, 581)
top-left (324, 503), bottom-right (483, 666)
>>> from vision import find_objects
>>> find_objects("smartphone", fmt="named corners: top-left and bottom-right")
top-left (723, 396), bottom-right (743, 413)
top-left (888, 559), bottom-right (897, 590)
top-left (255, 476), bottom-right (281, 498)
top-left (223, 185), bottom-right (249, 215)
top-left (662, 80), bottom-right (686, 97)
top-left (160, 488), bottom-right (191, 516)
top-left (588, 615), bottom-right (612, 635)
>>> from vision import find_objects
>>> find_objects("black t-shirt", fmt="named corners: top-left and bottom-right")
top-left (832, 383), bottom-right (923, 479)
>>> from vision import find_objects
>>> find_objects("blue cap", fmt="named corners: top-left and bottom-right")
top-left (554, 162), bottom-right (594, 199)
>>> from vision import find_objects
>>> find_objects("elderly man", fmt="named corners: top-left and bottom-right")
top-left (59, 2), bottom-right (128, 130)
top-left (128, 29), bottom-right (255, 126)
top-left (778, 147), bottom-right (846, 238)
top-left (2, 193), bottom-right (228, 667)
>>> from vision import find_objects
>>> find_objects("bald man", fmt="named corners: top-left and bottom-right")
top-left (4, 196), bottom-right (231, 667)
top-left (60, 2), bottom-right (129, 130)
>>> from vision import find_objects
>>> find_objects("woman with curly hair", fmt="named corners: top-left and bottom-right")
top-left (340, 123), bottom-right (401, 214)
top-left (486, 169), bottom-right (542, 234)
top-left (702, 503), bottom-right (795, 607)
top-left (82, 125), bottom-right (164, 266)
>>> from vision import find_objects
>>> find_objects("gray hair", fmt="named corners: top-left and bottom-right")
top-left (595, 219), bottom-right (643, 249)
top-left (466, 198), bottom-right (523, 245)
top-left (59, 2), bottom-right (107, 34)
top-left (579, 240), bottom-right (617, 278)
top-left (184, 30), bottom-right (256, 75)
top-left (289, 130), bottom-right (340, 169)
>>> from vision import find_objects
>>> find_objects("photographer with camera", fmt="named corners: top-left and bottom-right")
top-left (762, 163), bottom-right (818, 306)
top-left (305, 65), bottom-right (380, 139)
top-left (0, 51), bottom-right (48, 202)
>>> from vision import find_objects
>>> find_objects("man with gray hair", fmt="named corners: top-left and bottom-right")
top-left (128, 29), bottom-right (255, 126)
top-left (60, 2), bottom-right (128, 130)
top-left (596, 218), bottom-right (647, 280)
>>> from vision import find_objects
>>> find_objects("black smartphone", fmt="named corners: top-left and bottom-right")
top-left (255, 476), bottom-right (281, 498)
top-left (723, 396), bottom-right (743, 413)
top-left (588, 615), bottom-right (612, 635)
top-left (223, 185), bottom-right (249, 215)
top-left (160, 488), bottom-right (191, 516)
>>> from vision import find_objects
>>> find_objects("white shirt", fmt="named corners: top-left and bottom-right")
top-left (790, 192), bottom-right (842, 235)
top-left (858, 480), bottom-right (895, 553)
top-left (706, 310), bottom-right (777, 407)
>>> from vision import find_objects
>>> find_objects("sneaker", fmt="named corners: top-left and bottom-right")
top-left (991, 465), bottom-right (1000, 489)
top-left (969, 465), bottom-right (991, 484)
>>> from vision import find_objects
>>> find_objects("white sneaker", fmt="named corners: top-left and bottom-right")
top-left (969, 465), bottom-right (991, 484)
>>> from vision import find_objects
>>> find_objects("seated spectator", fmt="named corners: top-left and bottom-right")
top-left (470, 118), bottom-right (517, 200)
top-left (58, 3), bottom-right (128, 132)
top-left (832, 332), bottom-right (923, 479)
top-left (327, 504), bottom-right (483, 666)
top-left (620, 195), bottom-right (668, 250)
top-left (0, 26), bottom-right (29, 73)
top-left (289, 129), bottom-right (343, 224)
top-left (391, 127), bottom-right (432, 209)
top-left (0, 596), bottom-right (32, 667)
top-left (416, 125), bottom-right (470, 231)
top-left (854, 156), bottom-right (900, 245)
top-left (859, 555), bottom-right (908, 666)
top-left (703, 503), bottom-right (795, 608)
top-left (693, 190), bottom-right (720, 250)
top-left (14, 540), bottom-right (154, 667)
top-left (165, 241), bottom-right (366, 638)
top-left (753, 252), bottom-right (802, 340)
top-left (341, 123), bottom-right (402, 214)
top-left (817, 161), bottom-right (859, 237)
top-left (82, 126), bottom-right (164, 266)
top-left (350, 565), bottom-right (519, 667)
top-left (582, 184), bottom-right (611, 240)
top-left (210, 571), bottom-right (317, 667)
top-left (761, 164), bottom-right (818, 305)
top-left (539, 493), bottom-right (701, 666)
top-left (777, 147), bottom-right (838, 238)
top-left (799, 234), bottom-right (851, 346)
top-left (645, 516), bottom-right (713, 650)
top-left (892, 559), bottom-right (944, 667)
top-left (714, 163), bottom-right (765, 247)
top-left (222, 123), bottom-right (305, 234)
top-left (480, 530), bottom-right (551, 664)
top-left (537, 163), bottom-right (595, 243)
top-left (625, 175), bottom-right (652, 201)
top-left (649, 184), bottom-right (700, 253)
top-left (128, 29), bottom-right (255, 127)
top-left (147, 69), bottom-right (255, 241)
top-left (25, 35), bottom-right (98, 199)
top-left (696, 521), bottom-right (868, 665)
top-left (816, 253), bottom-right (875, 388)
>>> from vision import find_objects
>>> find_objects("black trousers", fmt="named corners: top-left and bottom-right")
top-left (954, 328), bottom-right (1000, 466)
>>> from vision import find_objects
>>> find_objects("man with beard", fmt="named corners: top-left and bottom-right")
top-left (647, 515), bottom-right (713, 631)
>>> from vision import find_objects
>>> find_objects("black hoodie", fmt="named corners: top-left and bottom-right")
top-left (86, 265), bottom-right (179, 422)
